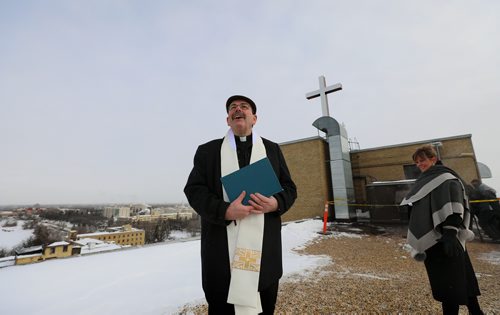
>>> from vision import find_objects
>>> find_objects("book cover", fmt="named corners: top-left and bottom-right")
top-left (221, 157), bottom-right (283, 205)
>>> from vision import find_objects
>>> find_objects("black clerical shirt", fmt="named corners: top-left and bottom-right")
top-left (235, 134), bottom-right (252, 168)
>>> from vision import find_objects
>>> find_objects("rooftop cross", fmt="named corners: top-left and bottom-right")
top-left (305, 75), bottom-right (342, 117)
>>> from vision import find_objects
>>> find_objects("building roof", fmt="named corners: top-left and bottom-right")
top-left (73, 238), bottom-right (104, 246)
top-left (0, 256), bottom-right (16, 263)
top-left (15, 245), bottom-right (43, 255)
top-left (279, 135), bottom-right (326, 146)
top-left (17, 253), bottom-right (43, 259)
top-left (75, 238), bottom-right (122, 255)
top-left (350, 134), bottom-right (472, 153)
top-left (47, 241), bottom-right (70, 247)
top-left (77, 226), bottom-right (142, 238)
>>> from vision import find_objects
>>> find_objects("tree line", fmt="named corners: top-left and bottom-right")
top-left (0, 212), bottom-right (201, 258)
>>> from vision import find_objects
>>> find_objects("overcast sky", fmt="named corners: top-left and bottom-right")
top-left (1, 0), bottom-right (499, 205)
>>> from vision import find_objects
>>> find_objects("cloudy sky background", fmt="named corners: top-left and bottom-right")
top-left (1, 0), bottom-right (499, 205)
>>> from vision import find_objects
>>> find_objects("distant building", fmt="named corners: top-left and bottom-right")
top-left (130, 203), bottom-right (151, 216)
top-left (15, 253), bottom-right (43, 265)
top-left (15, 245), bottom-right (43, 265)
top-left (14, 242), bottom-right (75, 265)
top-left (0, 211), bottom-right (15, 218)
top-left (9, 225), bottom-right (142, 267)
top-left (43, 241), bottom-right (73, 260)
top-left (15, 207), bottom-right (33, 216)
top-left (77, 224), bottom-right (145, 246)
top-left (103, 206), bottom-right (131, 219)
top-left (131, 211), bottom-right (195, 222)
top-left (72, 238), bottom-right (121, 255)
top-left (0, 256), bottom-right (15, 268)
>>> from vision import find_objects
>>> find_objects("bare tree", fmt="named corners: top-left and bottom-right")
top-left (154, 219), bottom-right (171, 242)
top-left (0, 247), bottom-right (9, 258)
top-left (186, 218), bottom-right (201, 237)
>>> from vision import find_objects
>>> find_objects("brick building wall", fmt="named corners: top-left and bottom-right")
top-left (350, 134), bottom-right (480, 205)
top-left (279, 134), bottom-right (480, 222)
top-left (280, 137), bottom-right (331, 222)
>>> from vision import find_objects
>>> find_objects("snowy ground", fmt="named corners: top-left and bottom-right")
top-left (480, 250), bottom-right (500, 265)
top-left (0, 220), bottom-right (34, 250)
top-left (1, 218), bottom-right (499, 314)
top-left (0, 219), bottom-right (332, 315)
top-left (168, 230), bottom-right (193, 240)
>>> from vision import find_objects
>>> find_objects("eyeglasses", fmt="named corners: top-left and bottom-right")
top-left (228, 102), bottom-right (252, 111)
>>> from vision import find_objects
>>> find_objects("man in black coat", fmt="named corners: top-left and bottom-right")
top-left (471, 179), bottom-right (500, 240)
top-left (184, 95), bottom-right (297, 314)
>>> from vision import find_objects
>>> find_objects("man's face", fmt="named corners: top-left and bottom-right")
top-left (226, 99), bottom-right (257, 136)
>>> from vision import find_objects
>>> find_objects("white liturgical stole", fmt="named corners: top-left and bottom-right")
top-left (221, 129), bottom-right (266, 314)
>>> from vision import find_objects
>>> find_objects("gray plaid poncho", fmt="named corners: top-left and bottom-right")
top-left (400, 165), bottom-right (475, 261)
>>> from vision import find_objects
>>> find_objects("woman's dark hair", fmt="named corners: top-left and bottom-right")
top-left (412, 145), bottom-right (437, 162)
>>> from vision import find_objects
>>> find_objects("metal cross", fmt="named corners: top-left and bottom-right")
top-left (306, 75), bottom-right (342, 117)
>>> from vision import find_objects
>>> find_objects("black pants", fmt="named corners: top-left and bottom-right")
top-left (442, 296), bottom-right (483, 315)
top-left (208, 280), bottom-right (279, 315)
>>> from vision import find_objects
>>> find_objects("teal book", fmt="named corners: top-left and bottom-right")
top-left (221, 157), bottom-right (283, 205)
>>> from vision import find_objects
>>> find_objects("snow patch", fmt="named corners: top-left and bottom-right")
top-left (479, 251), bottom-right (500, 265)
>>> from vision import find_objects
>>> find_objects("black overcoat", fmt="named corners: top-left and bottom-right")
top-left (184, 137), bottom-right (297, 304)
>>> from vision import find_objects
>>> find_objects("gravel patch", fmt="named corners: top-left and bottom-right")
top-left (178, 223), bottom-right (500, 314)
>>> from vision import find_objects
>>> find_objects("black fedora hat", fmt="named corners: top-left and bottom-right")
top-left (226, 95), bottom-right (256, 114)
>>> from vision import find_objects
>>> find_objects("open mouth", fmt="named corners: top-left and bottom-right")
top-left (232, 113), bottom-right (245, 120)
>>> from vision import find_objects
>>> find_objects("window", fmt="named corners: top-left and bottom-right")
top-left (63, 245), bottom-right (68, 252)
top-left (403, 164), bottom-right (421, 179)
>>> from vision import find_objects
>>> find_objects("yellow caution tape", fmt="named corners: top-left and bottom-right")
top-left (469, 199), bottom-right (500, 203)
top-left (325, 198), bottom-right (500, 207)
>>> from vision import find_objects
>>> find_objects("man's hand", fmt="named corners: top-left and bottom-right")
top-left (248, 193), bottom-right (278, 213)
top-left (225, 191), bottom-right (262, 220)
